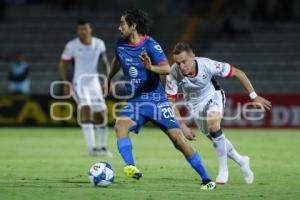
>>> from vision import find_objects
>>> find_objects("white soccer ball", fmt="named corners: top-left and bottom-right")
top-left (88, 162), bottom-right (115, 187)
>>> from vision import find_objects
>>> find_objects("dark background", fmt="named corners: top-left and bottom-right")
top-left (0, 0), bottom-right (299, 127)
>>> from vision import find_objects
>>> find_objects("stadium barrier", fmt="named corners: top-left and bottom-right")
top-left (0, 94), bottom-right (299, 128)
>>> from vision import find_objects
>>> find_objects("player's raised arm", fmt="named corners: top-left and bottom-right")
top-left (166, 73), bottom-right (196, 141)
top-left (230, 66), bottom-right (272, 110)
top-left (139, 51), bottom-right (171, 75)
top-left (169, 98), bottom-right (197, 141)
top-left (104, 56), bottom-right (120, 97)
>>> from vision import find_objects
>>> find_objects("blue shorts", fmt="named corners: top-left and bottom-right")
top-left (118, 101), bottom-right (180, 133)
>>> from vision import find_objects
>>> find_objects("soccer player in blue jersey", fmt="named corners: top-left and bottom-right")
top-left (104, 9), bottom-right (216, 190)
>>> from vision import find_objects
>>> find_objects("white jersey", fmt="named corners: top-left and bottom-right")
top-left (61, 37), bottom-right (106, 84)
top-left (61, 37), bottom-right (107, 112)
top-left (166, 57), bottom-right (232, 111)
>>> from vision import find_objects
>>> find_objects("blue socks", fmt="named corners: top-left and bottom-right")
top-left (187, 152), bottom-right (211, 182)
top-left (117, 137), bottom-right (211, 182)
top-left (117, 137), bottom-right (134, 165)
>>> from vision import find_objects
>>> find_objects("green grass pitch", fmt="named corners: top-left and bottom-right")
top-left (0, 127), bottom-right (299, 200)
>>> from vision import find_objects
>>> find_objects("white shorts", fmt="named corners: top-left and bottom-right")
top-left (72, 78), bottom-right (106, 113)
top-left (190, 90), bottom-right (225, 136)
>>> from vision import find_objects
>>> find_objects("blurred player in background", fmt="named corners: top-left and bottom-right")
top-left (8, 51), bottom-right (30, 94)
top-left (166, 43), bottom-right (272, 184)
top-left (104, 9), bottom-right (216, 190)
top-left (59, 20), bottom-right (112, 157)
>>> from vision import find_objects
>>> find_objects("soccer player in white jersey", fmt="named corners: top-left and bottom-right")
top-left (166, 43), bottom-right (272, 184)
top-left (59, 20), bottom-right (112, 157)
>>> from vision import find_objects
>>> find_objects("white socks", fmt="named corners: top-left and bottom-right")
top-left (82, 123), bottom-right (96, 152)
top-left (226, 138), bottom-right (244, 166)
top-left (213, 132), bottom-right (253, 184)
top-left (95, 126), bottom-right (107, 149)
top-left (213, 134), bottom-right (245, 167)
top-left (213, 134), bottom-right (229, 183)
top-left (213, 134), bottom-right (228, 173)
top-left (82, 124), bottom-right (108, 151)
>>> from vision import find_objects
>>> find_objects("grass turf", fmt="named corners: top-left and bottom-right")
top-left (0, 127), bottom-right (300, 200)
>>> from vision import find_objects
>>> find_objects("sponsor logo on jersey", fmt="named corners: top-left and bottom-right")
top-left (214, 62), bottom-right (221, 69)
top-left (154, 45), bottom-right (163, 53)
top-left (129, 66), bottom-right (138, 78)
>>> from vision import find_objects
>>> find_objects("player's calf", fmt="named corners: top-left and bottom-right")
top-left (167, 129), bottom-right (195, 157)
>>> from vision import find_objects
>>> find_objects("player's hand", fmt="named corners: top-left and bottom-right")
top-left (252, 96), bottom-right (272, 111)
top-left (139, 51), bottom-right (152, 70)
top-left (103, 79), bottom-right (110, 98)
top-left (181, 123), bottom-right (197, 141)
top-left (63, 83), bottom-right (71, 97)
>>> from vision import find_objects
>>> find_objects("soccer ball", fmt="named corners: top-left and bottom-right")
top-left (88, 162), bottom-right (115, 187)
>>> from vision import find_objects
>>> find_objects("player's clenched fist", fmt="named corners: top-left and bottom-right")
top-left (139, 51), bottom-right (152, 70)
top-left (181, 124), bottom-right (197, 141)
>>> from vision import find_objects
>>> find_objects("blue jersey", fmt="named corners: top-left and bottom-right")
top-left (115, 36), bottom-right (168, 102)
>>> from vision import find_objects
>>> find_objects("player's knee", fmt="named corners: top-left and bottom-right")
top-left (114, 119), bottom-right (122, 132)
top-left (207, 124), bottom-right (220, 133)
top-left (114, 119), bottom-right (123, 133)
top-left (207, 120), bottom-right (220, 133)
top-left (80, 106), bottom-right (92, 121)
top-left (114, 118), bottom-right (130, 136)
top-left (93, 113), bottom-right (104, 124)
top-left (207, 112), bottom-right (221, 133)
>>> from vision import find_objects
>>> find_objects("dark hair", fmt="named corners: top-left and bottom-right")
top-left (122, 8), bottom-right (152, 35)
top-left (172, 43), bottom-right (193, 55)
top-left (77, 20), bottom-right (90, 26)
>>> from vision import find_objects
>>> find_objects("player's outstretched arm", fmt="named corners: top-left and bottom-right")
top-left (169, 98), bottom-right (196, 141)
top-left (230, 67), bottom-right (272, 110)
top-left (139, 52), bottom-right (171, 75)
top-left (104, 57), bottom-right (121, 97)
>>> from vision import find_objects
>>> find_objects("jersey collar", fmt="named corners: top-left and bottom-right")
top-left (79, 37), bottom-right (93, 46)
top-left (128, 35), bottom-right (147, 47)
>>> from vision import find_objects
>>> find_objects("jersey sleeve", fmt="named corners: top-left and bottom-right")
top-left (165, 66), bottom-right (178, 100)
top-left (99, 40), bottom-right (106, 53)
top-left (99, 40), bottom-right (107, 60)
top-left (206, 58), bottom-right (233, 78)
top-left (61, 42), bottom-right (74, 61)
top-left (146, 39), bottom-right (168, 65)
